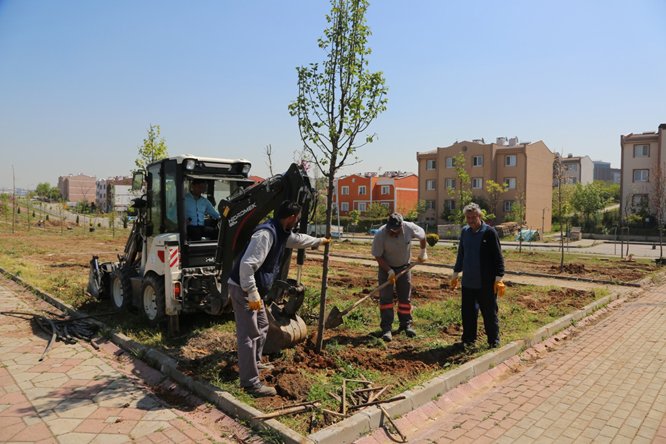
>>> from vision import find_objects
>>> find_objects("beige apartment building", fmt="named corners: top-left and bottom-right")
top-left (417, 137), bottom-right (554, 232)
top-left (620, 123), bottom-right (666, 218)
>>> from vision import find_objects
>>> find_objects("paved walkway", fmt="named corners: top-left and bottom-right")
top-left (0, 280), bottom-right (254, 444)
top-left (356, 281), bottom-right (666, 443)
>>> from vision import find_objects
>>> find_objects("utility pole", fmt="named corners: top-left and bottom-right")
top-left (12, 165), bottom-right (15, 234)
top-left (542, 208), bottom-right (545, 237)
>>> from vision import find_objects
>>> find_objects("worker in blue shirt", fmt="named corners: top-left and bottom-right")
top-left (185, 179), bottom-right (220, 240)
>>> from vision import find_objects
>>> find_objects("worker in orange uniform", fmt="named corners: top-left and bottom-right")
top-left (372, 213), bottom-right (427, 342)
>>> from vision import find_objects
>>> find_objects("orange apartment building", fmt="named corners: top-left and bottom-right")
top-left (417, 137), bottom-right (554, 231)
top-left (333, 172), bottom-right (418, 216)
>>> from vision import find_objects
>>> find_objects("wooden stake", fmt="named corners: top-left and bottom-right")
top-left (253, 402), bottom-right (320, 420)
top-left (341, 379), bottom-right (347, 415)
top-left (321, 408), bottom-right (347, 418)
top-left (367, 385), bottom-right (390, 404)
top-left (348, 395), bottom-right (406, 411)
top-left (379, 405), bottom-right (407, 442)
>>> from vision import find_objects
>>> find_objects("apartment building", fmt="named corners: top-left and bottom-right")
top-left (96, 177), bottom-right (134, 212)
top-left (417, 137), bottom-right (554, 231)
top-left (57, 174), bottom-right (96, 204)
top-left (620, 123), bottom-right (666, 218)
top-left (333, 172), bottom-right (418, 216)
top-left (593, 161), bottom-right (621, 184)
top-left (556, 154), bottom-right (594, 185)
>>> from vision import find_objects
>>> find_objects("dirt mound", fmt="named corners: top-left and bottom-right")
top-left (550, 263), bottom-right (587, 274)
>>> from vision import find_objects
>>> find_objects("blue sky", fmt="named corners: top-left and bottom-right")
top-left (1, 0), bottom-right (664, 189)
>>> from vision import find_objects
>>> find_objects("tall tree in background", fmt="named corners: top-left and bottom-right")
top-left (135, 124), bottom-right (168, 172)
top-left (289, 0), bottom-right (388, 352)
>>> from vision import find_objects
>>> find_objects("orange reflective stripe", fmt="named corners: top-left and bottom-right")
top-left (379, 303), bottom-right (394, 310)
top-left (398, 303), bottom-right (411, 308)
top-left (398, 309), bottom-right (411, 314)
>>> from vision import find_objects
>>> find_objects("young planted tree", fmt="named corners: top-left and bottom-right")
top-left (450, 153), bottom-right (472, 223)
top-left (651, 163), bottom-right (666, 261)
top-left (485, 179), bottom-right (508, 220)
top-left (289, 0), bottom-right (388, 352)
top-left (135, 124), bottom-right (169, 172)
top-left (553, 154), bottom-right (567, 271)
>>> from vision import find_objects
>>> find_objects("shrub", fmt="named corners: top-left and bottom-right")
top-left (426, 233), bottom-right (440, 247)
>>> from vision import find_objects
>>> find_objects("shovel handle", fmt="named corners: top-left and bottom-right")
top-left (340, 263), bottom-right (417, 317)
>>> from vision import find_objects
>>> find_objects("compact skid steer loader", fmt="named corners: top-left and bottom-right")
top-left (88, 155), bottom-right (315, 352)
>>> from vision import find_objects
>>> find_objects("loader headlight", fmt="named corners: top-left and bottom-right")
top-left (185, 159), bottom-right (196, 170)
top-left (242, 164), bottom-right (251, 174)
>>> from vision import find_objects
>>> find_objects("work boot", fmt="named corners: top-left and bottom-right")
top-left (381, 330), bottom-right (392, 342)
top-left (257, 362), bottom-right (275, 371)
top-left (489, 340), bottom-right (500, 349)
top-left (398, 326), bottom-right (417, 338)
top-left (244, 384), bottom-right (277, 397)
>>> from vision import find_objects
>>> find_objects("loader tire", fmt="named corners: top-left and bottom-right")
top-left (110, 267), bottom-right (133, 311)
top-left (141, 274), bottom-right (166, 325)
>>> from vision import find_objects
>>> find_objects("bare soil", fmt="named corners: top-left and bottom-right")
top-left (0, 230), bottom-right (655, 420)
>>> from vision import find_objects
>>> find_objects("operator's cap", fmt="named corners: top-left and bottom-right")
top-left (386, 213), bottom-right (403, 231)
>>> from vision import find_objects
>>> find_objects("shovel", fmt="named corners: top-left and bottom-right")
top-left (325, 263), bottom-right (417, 330)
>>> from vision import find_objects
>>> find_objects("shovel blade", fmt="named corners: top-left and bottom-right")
top-left (324, 306), bottom-right (344, 330)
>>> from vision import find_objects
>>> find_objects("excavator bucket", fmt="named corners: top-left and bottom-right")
top-left (263, 279), bottom-right (308, 354)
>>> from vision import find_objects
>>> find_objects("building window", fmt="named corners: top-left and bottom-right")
top-left (446, 157), bottom-right (454, 168)
top-left (445, 178), bottom-right (456, 189)
top-left (566, 163), bottom-right (578, 172)
top-left (633, 144), bottom-right (650, 158)
top-left (381, 185), bottom-right (390, 195)
top-left (632, 194), bottom-right (648, 208)
top-left (503, 200), bottom-right (514, 212)
top-left (426, 179), bottom-right (436, 190)
top-left (444, 199), bottom-right (456, 211)
top-left (341, 186), bottom-right (349, 195)
top-left (381, 202), bottom-right (390, 209)
top-left (633, 169), bottom-right (649, 182)
top-left (504, 178), bottom-right (516, 189)
top-left (340, 202), bottom-right (349, 212)
top-left (472, 177), bottom-right (483, 189)
top-left (426, 159), bottom-right (436, 170)
top-left (505, 155), bottom-right (517, 167)
top-left (425, 200), bottom-right (435, 210)
top-left (358, 202), bottom-right (367, 212)
top-left (472, 155), bottom-right (483, 167)
top-left (358, 185), bottom-right (367, 195)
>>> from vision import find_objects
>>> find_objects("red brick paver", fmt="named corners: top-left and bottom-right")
top-left (357, 283), bottom-right (666, 443)
top-left (0, 280), bottom-right (251, 443)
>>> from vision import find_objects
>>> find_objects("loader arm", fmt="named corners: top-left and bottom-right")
top-left (215, 163), bottom-right (314, 282)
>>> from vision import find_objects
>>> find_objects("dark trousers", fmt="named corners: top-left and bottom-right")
top-left (378, 266), bottom-right (412, 332)
top-left (461, 285), bottom-right (499, 345)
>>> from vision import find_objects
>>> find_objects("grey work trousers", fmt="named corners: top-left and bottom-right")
top-left (378, 265), bottom-right (413, 332)
top-left (229, 283), bottom-right (268, 389)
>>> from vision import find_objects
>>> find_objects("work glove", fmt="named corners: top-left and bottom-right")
top-left (417, 248), bottom-right (428, 263)
top-left (246, 289), bottom-right (262, 311)
top-left (319, 237), bottom-right (332, 246)
top-left (387, 269), bottom-right (396, 285)
top-left (449, 272), bottom-right (460, 290)
top-left (494, 280), bottom-right (506, 297)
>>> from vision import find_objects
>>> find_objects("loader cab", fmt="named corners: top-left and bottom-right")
top-left (143, 155), bottom-right (253, 269)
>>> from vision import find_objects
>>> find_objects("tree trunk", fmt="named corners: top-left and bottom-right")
top-left (315, 166), bottom-right (337, 353)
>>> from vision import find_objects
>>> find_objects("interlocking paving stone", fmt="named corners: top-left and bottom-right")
top-left (356, 283), bottom-right (666, 443)
top-left (0, 280), bottom-right (249, 443)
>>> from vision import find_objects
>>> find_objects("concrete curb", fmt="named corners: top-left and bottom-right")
top-left (0, 265), bottom-right (643, 444)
